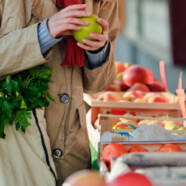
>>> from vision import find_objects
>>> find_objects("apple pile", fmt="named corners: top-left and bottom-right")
top-left (111, 114), bottom-right (186, 134)
top-left (102, 143), bottom-right (183, 170)
top-left (106, 62), bottom-right (165, 92)
top-left (97, 91), bottom-right (170, 103)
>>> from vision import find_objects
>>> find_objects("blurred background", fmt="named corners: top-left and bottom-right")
top-left (115, 0), bottom-right (186, 93)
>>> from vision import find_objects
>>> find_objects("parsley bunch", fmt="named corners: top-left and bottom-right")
top-left (0, 65), bottom-right (54, 139)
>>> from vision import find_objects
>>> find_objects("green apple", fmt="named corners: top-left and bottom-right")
top-left (72, 15), bottom-right (103, 43)
top-left (164, 121), bottom-right (180, 130)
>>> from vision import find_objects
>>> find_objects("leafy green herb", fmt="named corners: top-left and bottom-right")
top-left (0, 65), bottom-right (54, 139)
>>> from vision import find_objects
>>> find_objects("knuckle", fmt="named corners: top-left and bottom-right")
top-left (99, 43), bottom-right (103, 48)
top-left (103, 36), bottom-right (107, 41)
top-left (69, 18), bottom-right (74, 23)
top-left (64, 23), bottom-right (68, 28)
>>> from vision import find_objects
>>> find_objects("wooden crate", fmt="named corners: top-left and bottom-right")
top-left (100, 141), bottom-right (186, 175)
top-left (99, 114), bottom-right (186, 171)
top-left (100, 114), bottom-right (186, 137)
top-left (84, 91), bottom-right (182, 126)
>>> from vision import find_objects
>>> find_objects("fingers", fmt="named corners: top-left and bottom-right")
top-left (97, 18), bottom-right (109, 34)
top-left (54, 24), bottom-right (80, 36)
top-left (77, 42), bottom-right (98, 51)
top-left (62, 24), bottom-right (81, 31)
top-left (65, 18), bottom-right (89, 26)
top-left (89, 33), bottom-right (107, 42)
top-left (82, 38), bottom-right (104, 49)
top-left (63, 10), bottom-right (91, 18)
top-left (76, 18), bottom-right (109, 51)
top-left (63, 4), bottom-right (86, 12)
top-left (61, 4), bottom-right (91, 18)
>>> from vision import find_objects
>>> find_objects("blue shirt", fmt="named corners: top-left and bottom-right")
top-left (37, 19), bottom-right (110, 70)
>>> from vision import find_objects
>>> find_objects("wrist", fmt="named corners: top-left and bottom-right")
top-left (87, 40), bottom-right (109, 54)
top-left (47, 18), bottom-right (57, 38)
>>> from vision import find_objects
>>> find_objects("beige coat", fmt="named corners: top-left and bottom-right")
top-left (0, 0), bottom-right (119, 185)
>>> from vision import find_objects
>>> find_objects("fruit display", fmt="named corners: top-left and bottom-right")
top-left (106, 62), bottom-right (166, 92)
top-left (110, 114), bottom-right (186, 133)
top-left (101, 143), bottom-right (184, 170)
top-left (96, 91), bottom-right (173, 103)
top-left (84, 84), bottom-right (180, 125)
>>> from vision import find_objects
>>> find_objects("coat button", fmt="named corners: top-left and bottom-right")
top-left (59, 93), bottom-right (70, 104)
top-left (52, 149), bottom-right (63, 159)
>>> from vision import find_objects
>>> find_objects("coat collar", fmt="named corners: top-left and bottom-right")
top-left (85, 0), bottom-right (93, 13)
top-left (31, 0), bottom-right (58, 21)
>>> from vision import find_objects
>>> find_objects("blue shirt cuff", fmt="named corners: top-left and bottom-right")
top-left (38, 19), bottom-right (63, 55)
top-left (85, 40), bottom-right (110, 70)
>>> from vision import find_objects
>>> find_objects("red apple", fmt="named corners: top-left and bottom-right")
top-left (147, 81), bottom-right (166, 92)
top-left (146, 69), bottom-right (154, 83)
top-left (128, 145), bottom-right (149, 153)
top-left (131, 91), bottom-right (146, 99)
top-left (148, 95), bottom-right (169, 103)
top-left (127, 83), bottom-right (150, 92)
top-left (107, 172), bottom-right (153, 186)
top-left (97, 92), bottom-right (121, 101)
top-left (111, 109), bottom-right (127, 115)
top-left (106, 83), bottom-right (122, 91)
top-left (115, 62), bottom-right (126, 74)
top-left (102, 143), bottom-right (128, 169)
top-left (113, 80), bottom-right (128, 91)
top-left (156, 144), bottom-right (182, 152)
top-left (123, 91), bottom-right (146, 101)
top-left (120, 83), bottom-right (128, 91)
top-left (153, 78), bottom-right (161, 83)
top-left (123, 65), bottom-right (149, 87)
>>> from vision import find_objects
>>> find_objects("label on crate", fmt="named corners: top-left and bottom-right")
top-left (115, 152), bottom-right (186, 166)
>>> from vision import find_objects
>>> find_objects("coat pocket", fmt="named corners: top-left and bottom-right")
top-left (77, 102), bottom-right (87, 130)
top-left (76, 102), bottom-right (91, 156)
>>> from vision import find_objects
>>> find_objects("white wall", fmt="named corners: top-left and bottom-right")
top-left (114, 34), bottom-right (186, 93)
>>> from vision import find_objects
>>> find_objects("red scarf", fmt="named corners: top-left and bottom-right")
top-left (56, 0), bottom-right (84, 67)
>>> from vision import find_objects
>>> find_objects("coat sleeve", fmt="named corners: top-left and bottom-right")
top-left (83, 0), bottom-right (119, 94)
top-left (0, 22), bottom-right (52, 78)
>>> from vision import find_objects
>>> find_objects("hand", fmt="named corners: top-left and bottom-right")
top-left (48, 4), bottom-right (91, 38)
top-left (77, 18), bottom-right (109, 51)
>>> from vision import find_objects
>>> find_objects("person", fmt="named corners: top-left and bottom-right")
top-left (0, 0), bottom-right (119, 185)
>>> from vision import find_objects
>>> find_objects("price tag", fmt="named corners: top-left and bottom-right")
top-left (159, 61), bottom-right (167, 90)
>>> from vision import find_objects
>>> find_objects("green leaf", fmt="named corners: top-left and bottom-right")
top-left (6, 76), bottom-right (11, 84)
top-left (0, 123), bottom-right (6, 139)
top-left (0, 65), bottom-right (54, 139)
top-left (15, 121), bottom-right (20, 131)
top-left (15, 111), bottom-right (31, 132)
top-left (47, 93), bottom-right (55, 102)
